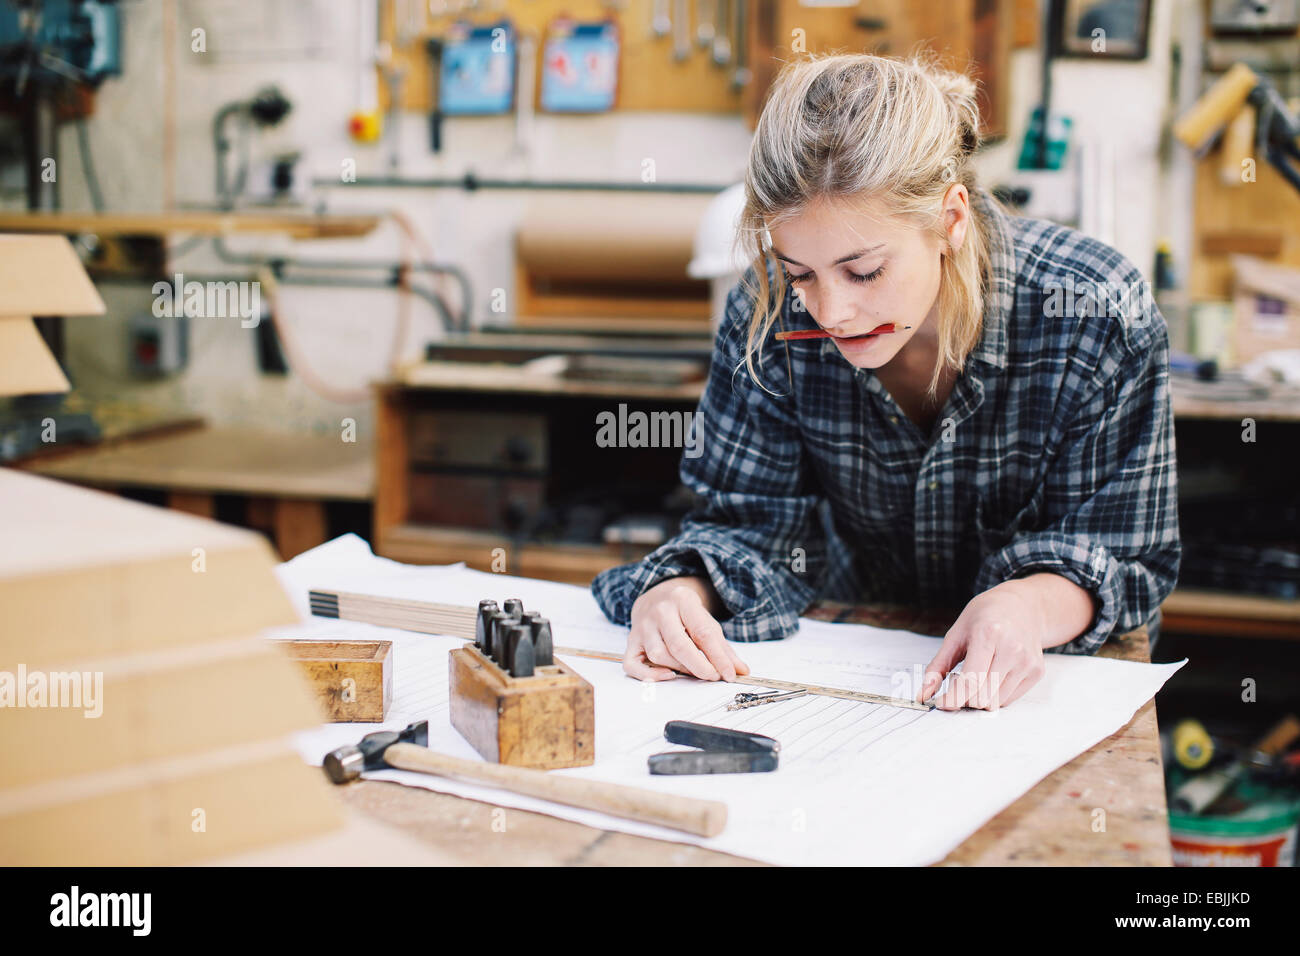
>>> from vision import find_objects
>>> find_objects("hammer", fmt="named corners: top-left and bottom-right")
top-left (323, 721), bottom-right (727, 838)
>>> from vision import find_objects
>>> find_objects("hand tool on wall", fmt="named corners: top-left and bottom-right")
top-left (730, 0), bottom-right (749, 91)
top-left (696, 0), bottom-right (717, 47)
top-left (712, 0), bottom-right (731, 65)
top-left (672, 0), bottom-right (690, 61)
top-left (324, 720), bottom-right (727, 836)
top-left (648, 720), bottom-right (779, 774)
top-left (652, 0), bottom-right (671, 38)
top-left (426, 37), bottom-right (444, 152)
top-left (1173, 62), bottom-right (1300, 195)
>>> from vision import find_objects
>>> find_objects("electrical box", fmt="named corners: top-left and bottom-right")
top-left (127, 312), bottom-right (188, 378)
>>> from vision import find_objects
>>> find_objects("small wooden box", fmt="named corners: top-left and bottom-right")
top-left (448, 645), bottom-right (595, 769)
top-left (278, 640), bottom-right (393, 722)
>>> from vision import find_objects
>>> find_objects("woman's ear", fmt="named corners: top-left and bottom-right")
top-left (941, 183), bottom-right (970, 256)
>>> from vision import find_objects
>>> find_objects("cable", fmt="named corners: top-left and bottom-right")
top-left (259, 266), bottom-right (373, 404)
top-left (75, 117), bottom-right (105, 212)
top-left (388, 207), bottom-right (470, 328)
top-left (255, 211), bottom-right (430, 403)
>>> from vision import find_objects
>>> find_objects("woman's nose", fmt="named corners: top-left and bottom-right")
top-left (812, 285), bottom-right (860, 332)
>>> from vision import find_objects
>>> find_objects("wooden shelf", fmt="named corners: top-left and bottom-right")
top-left (0, 211), bottom-right (382, 240)
top-left (1162, 587), bottom-right (1300, 640)
top-left (377, 523), bottom-right (651, 586)
top-left (395, 361), bottom-right (706, 401)
top-left (1173, 386), bottom-right (1300, 424)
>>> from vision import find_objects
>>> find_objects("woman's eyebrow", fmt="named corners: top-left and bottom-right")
top-left (771, 244), bottom-right (884, 268)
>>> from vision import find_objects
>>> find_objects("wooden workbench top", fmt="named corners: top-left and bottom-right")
top-left (335, 603), bottom-right (1172, 866)
top-left (20, 425), bottom-right (374, 501)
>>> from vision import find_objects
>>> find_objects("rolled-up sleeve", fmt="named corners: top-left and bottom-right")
top-left (591, 278), bottom-right (828, 641)
top-left (973, 322), bottom-right (1181, 654)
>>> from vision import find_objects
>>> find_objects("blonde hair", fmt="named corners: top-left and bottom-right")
top-left (737, 53), bottom-right (993, 398)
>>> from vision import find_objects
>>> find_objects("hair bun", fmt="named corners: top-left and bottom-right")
top-left (923, 65), bottom-right (981, 154)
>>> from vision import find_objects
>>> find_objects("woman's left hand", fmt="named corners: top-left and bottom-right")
top-left (915, 579), bottom-right (1049, 710)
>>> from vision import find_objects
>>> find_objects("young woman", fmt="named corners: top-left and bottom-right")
top-left (591, 54), bottom-right (1180, 710)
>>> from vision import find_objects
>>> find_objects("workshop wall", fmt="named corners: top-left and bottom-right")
top-left (6, 0), bottom-right (1180, 438)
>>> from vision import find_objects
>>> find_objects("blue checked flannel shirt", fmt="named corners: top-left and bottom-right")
top-left (591, 191), bottom-right (1181, 654)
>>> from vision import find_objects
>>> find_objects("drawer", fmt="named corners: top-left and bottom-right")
top-left (407, 473), bottom-right (545, 531)
top-left (407, 410), bottom-right (548, 473)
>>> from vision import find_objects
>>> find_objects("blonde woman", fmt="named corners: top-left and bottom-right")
top-left (592, 54), bottom-right (1180, 711)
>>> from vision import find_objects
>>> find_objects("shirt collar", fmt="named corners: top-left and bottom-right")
top-left (964, 188), bottom-right (1015, 372)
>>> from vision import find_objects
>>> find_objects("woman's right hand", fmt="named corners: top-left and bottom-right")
top-left (624, 576), bottom-right (750, 682)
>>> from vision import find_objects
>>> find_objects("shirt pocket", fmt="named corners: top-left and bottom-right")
top-left (973, 485), bottom-right (1045, 552)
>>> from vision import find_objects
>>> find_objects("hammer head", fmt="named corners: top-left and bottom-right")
top-left (323, 720), bottom-right (428, 784)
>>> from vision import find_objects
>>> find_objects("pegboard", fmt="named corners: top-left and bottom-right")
top-left (379, 0), bottom-right (748, 114)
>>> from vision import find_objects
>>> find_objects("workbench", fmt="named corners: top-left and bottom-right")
top-left (331, 603), bottom-right (1171, 866)
top-left (18, 425), bottom-right (373, 559)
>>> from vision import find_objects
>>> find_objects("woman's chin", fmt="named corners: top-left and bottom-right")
top-left (832, 335), bottom-right (899, 367)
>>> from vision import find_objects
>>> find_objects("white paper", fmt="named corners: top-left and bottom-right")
top-left (273, 535), bottom-right (1184, 866)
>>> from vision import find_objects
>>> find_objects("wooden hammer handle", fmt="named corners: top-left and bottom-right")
top-left (382, 743), bottom-right (727, 837)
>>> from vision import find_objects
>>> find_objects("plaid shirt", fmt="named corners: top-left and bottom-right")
top-left (592, 191), bottom-right (1180, 654)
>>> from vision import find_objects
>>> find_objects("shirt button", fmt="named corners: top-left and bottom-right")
top-left (890, 415), bottom-right (899, 425)
top-left (928, 480), bottom-right (938, 490)
top-left (929, 553), bottom-right (939, 562)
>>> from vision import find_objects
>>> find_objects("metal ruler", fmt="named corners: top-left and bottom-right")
top-left (305, 591), bottom-right (931, 713)
top-left (555, 646), bottom-right (933, 712)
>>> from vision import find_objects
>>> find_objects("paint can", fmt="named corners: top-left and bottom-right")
top-left (1169, 796), bottom-right (1300, 867)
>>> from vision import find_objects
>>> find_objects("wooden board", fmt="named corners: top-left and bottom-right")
top-left (0, 211), bottom-right (381, 240)
top-left (0, 750), bottom-right (342, 866)
top-left (0, 470), bottom-right (347, 865)
top-left (762, 0), bottom-right (1011, 139)
top-left (3, 639), bottom-right (325, 790)
top-left (377, 522), bottom-right (655, 586)
top-left (278, 640), bottom-right (394, 723)
top-left (1161, 588), bottom-right (1300, 641)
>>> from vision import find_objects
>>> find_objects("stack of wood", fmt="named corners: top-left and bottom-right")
top-left (0, 470), bottom-right (345, 864)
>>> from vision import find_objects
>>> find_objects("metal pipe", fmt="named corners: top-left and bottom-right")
top-left (311, 174), bottom-right (728, 194)
top-left (24, 80), bottom-right (59, 211)
top-left (208, 236), bottom-right (472, 332)
top-left (276, 273), bottom-right (457, 332)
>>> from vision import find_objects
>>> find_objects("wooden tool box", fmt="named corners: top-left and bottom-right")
top-left (449, 645), bottom-right (595, 769)
top-left (277, 640), bottom-right (393, 723)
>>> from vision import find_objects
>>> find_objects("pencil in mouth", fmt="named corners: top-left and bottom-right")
top-left (774, 323), bottom-right (909, 341)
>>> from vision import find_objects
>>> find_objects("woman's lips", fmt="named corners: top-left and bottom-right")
top-left (833, 322), bottom-right (896, 340)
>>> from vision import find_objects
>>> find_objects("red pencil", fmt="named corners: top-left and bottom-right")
top-left (774, 323), bottom-right (909, 341)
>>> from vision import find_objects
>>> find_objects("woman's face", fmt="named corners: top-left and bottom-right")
top-left (768, 190), bottom-right (966, 370)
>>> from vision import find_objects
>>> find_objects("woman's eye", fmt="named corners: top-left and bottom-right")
top-left (787, 266), bottom-right (884, 285)
top-left (849, 266), bottom-right (886, 284)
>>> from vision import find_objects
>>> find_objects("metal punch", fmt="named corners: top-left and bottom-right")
top-left (647, 720), bottom-right (780, 775)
